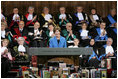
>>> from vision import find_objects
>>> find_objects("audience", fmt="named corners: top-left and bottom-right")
top-left (1, 6), bottom-right (117, 73)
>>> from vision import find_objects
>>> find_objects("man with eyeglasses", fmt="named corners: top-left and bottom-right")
top-left (62, 23), bottom-right (76, 46)
top-left (28, 22), bottom-right (46, 47)
top-left (94, 22), bottom-right (108, 41)
top-left (12, 21), bottom-right (29, 45)
top-left (56, 7), bottom-right (73, 30)
top-left (73, 6), bottom-right (89, 31)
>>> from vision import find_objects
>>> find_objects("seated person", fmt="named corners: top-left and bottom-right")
top-left (73, 6), bottom-right (89, 31)
top-left (1, 39), bottom-right (12, 78)
top-left (24, 6), bottom-right (38, 28)
top-left (56, 7), bottom-right (72, 30)
top-left (78, 22), bottom-right (91, 47)
top-left (8, 7), bottom-right (22, 30)
top-left (68, 38), bottom-right (81, 48)
top-left (41, 7), bottom-right (54, 24)
top-left (28, 22), bottom-right (46, 47)
top-left (49, 27), bottom-right (67, 48)
top-left (94, 22), bottom-right (108, 41)
top-left (46, 23), bottom-right (55, 46)
top-left (62, 23), bottom-right (76, 41)
top-left (89, 8), bottom-right (103, 29)
top-left (107, 23), bottom-right (117, 50)
top-left (99, 38), bottom-right (117, 69)
top-left (99, 38), bottom-right (116, 60)
top-left (1, 39), bottom-right (13, 61)
top-left (105, 8), bottom-right (117, 28)
top-left (87, 39), bottom-right (99, 68)
top-left (13, 37), bottom-right (28, 61)
top-left (1, 22), bottom-right (12, 41)
top-left (1, 9), bottom-right (7, 23)
top-left (12, 21), bottom-right (29, 45)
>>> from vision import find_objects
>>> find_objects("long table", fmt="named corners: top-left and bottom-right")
top-left (27, 47), bottom-right (93, 56)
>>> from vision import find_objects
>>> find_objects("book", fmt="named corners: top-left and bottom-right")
top-left (62, 67), bottom-right (70, 75)
top-left (95, 70), bottom-right (101, 78)
top-left (60, 74), bottom-right (68, 78)
top-left (81, 69), bottom-right (89, 78)
top-left (70, 73), bottom-right (81, 78)
top-left (43, 70), bottom-right (50, 78)
top-left (101, 70), bottom-right (107, 78)
top-left (22, 71), bottom-right (29, 78)
top-left (90, 69), bottom-right (97, 78)
top-left (59, 63), bottom-right (66, 68)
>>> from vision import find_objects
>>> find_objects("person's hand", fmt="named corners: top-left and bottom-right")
top-left (68, 33), bottom-right (71, 37)
top-left (70, 30), bottom-right (73, 35)
top-left (1, 18), bottom-right (5, 21)
top-left (40, 30), bottom-right (43, 35)
top-left (61, 17), bottom-right (64, 22)
top-left (86, 36), bottom-right (88, 39)
top-left (110, 53), bottom-right (114, 56)
top-left (81, 20), bottom-right (85, 23)
top-left (64, 17), bottom-right (67, 21)
top-left (32, 15), bottom-right (37, 21)
top-left (106, 52), bottom-right (111, 57)
top-left (17, 17), bottom-right (20, 21)
top-left (6, 32), bottom-right (10, 36)
top-left (111, 23), bottom-right (115, 27)
top-left (103, 30), bottom-right (106, 35)
top-left (92, 56), bottom-right (96, 59)
top-left (4, 49), bottom-right (8, 54)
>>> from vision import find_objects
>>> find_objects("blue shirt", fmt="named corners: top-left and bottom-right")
top-left (49, 36), bottom-right (67, 48)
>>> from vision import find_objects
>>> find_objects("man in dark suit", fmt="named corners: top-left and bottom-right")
top-left (12, 21), bottom-right (29, 45)
top-left (73, 6), bottom-right (89, 31)
top-left (8, 7), bottom-right (22, 30)
top-left (28, 22), bottom-right (46, 47)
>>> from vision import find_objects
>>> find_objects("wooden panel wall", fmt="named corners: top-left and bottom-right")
top-left (1, 1), bottom-right (117, 18)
